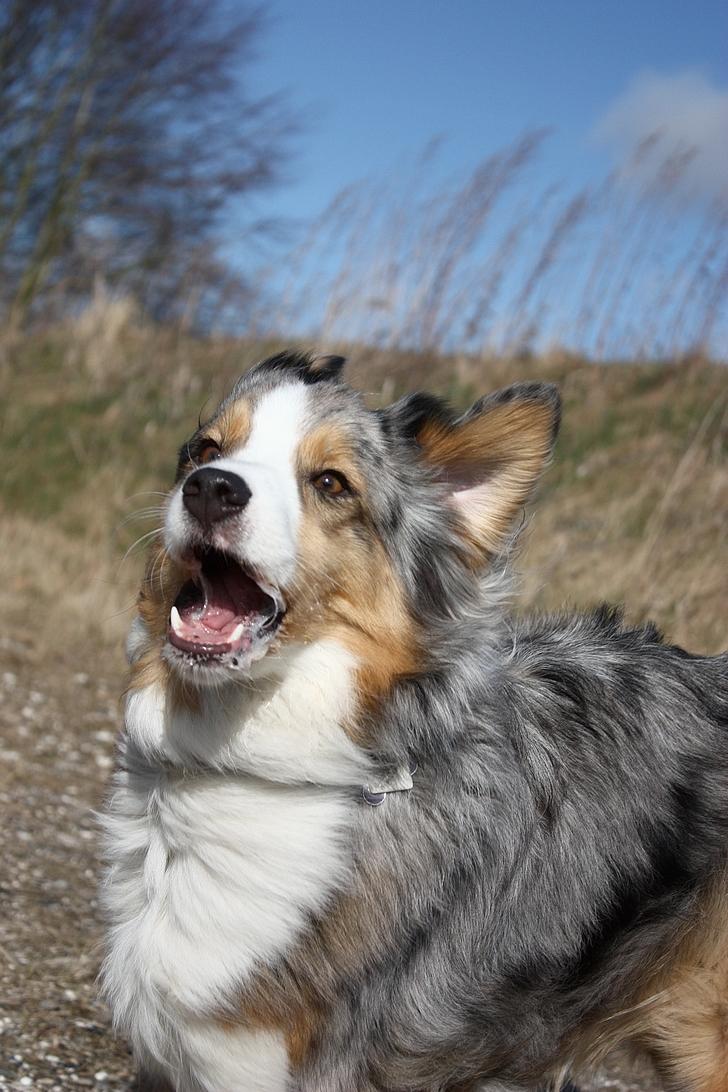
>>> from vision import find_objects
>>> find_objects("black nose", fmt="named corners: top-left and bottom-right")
top-left (182, 467), bottom-right (252, 529)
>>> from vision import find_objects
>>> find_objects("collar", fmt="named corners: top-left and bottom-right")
top-left (125, 747), bottom-right (417, 804)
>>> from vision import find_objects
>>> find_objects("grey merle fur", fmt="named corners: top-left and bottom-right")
top-left (155, 352), bottom-right (728, 1089)
top-left (273, 604), bottom-right (728, 1089)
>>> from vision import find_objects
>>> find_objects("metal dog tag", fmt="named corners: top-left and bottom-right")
top-left (362, 761), bottom-right (415, 806)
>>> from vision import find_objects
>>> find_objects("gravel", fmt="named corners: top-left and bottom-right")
top-left (0, 649), bottom-right (661, 1091)
top-left (0, 654), bottom-right (134, 1090)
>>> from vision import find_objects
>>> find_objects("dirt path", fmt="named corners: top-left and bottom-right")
top-left (0, 645), bottom-right (660, 1091)
top-left (0, 645), bottom-right (133, 1089)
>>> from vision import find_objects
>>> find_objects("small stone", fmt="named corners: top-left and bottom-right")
top-left (94, 1073), bottom-right (108, 1083)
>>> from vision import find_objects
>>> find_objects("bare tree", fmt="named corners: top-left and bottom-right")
top-left (0, 0), bottom-right (298, 325)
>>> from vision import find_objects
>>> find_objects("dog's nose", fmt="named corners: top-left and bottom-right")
top-left (182, 467), bottom-right (251, 529)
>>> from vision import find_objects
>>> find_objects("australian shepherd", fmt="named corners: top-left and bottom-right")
top-left (101, 351), bottom-right (728, 1092)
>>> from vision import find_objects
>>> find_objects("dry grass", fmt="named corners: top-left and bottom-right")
top-left (257, 134), bottom-right (728, 363)
top-left (1, 316), bottom-right (726, 674)
top-left (519, 372), bottom-right (728, 652)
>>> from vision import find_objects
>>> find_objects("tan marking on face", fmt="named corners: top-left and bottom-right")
top-left (418, 398), bottom-right (556, 559)
top-left (176, 399), bottom-right (253, 477)
top-left (296, 424), bottom-right (367, 496)
top-left (215, 396), bottom-right (252, 454)
top-left (178, 429), bottom-right (222, 478)
top-left (279, 423), bottom-right (421, 730)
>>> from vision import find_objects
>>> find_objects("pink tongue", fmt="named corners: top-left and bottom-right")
top-left (197, 587), bottom-right (239, 633)
top-left (177, 560), bottom-right (271, 639)
top-left (197, 604), bottom-right (238, 633)
top-left (180, 582), bottom-right (238, 636)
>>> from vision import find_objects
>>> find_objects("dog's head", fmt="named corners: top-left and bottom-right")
top-left (133, 351), bottom-right (560, 693)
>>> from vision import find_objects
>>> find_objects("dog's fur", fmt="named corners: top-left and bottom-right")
top-left (101, 351), bottom-right (728, 1091)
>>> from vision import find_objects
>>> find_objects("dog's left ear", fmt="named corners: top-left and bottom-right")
top-left (407, 382), bottom-right (561, 557)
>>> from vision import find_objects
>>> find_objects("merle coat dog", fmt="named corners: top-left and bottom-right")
top-left (101, 351), bottom-right (728, 1092)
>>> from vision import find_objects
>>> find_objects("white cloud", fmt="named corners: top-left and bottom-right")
top-left (594, 70), bottom-right (728, 202)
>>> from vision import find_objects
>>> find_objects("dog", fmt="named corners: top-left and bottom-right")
top-left (100, 350), bottom-right (728, 1091)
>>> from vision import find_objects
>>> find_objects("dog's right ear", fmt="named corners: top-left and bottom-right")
top-left (307, 353), bottom-right (347, 380)
top-left (390, 383), bottom-right (561, 558)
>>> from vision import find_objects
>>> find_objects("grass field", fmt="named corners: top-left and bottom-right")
top-left (2, 319), bottom-right (726, 669)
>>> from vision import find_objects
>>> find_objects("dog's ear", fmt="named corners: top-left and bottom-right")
top-left (398, 383), bottom-right (560, 557)
top-left (251, 350), bottom-right (346, 384)
top-left (308, 353), bottom-right (347, 380)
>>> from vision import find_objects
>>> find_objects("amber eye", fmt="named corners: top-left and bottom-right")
top-left (312, 469), bottom-right (350, 497)
top-left (197, 440), bottom-right (221, 465)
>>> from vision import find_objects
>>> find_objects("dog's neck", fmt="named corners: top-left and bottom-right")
top-left (123, 638), bottom-right (372, 787)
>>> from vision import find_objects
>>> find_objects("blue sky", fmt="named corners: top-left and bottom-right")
top-left (254, 0), bottom-right (728, 220)
top-left (233, 1), bottom-right (728, 357)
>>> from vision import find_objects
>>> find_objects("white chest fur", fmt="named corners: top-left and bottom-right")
top-left (100, 640), bottom-right (367, 1090)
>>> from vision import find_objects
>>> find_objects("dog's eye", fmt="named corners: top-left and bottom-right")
top-left (312, 469), bottom-right (350, 497)
top-left (197, 440), bottom-right (222, 465)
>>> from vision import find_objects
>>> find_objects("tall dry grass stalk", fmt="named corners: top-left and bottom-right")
top-left (65, 278), bottom-right (140, 384)
top-left (253, 132), bottom-right (728, 362)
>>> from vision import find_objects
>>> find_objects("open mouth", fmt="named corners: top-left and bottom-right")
top-left (167, 548), bottom-right (284, 663)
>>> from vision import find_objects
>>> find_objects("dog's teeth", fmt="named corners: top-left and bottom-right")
top-left (229, 623), bottom-right (245, 644)
top-left (170, 606), bottom-right (183, 634)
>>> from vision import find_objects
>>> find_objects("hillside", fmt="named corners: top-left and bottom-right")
top-left (2, 321), bottom-right (726, 666)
